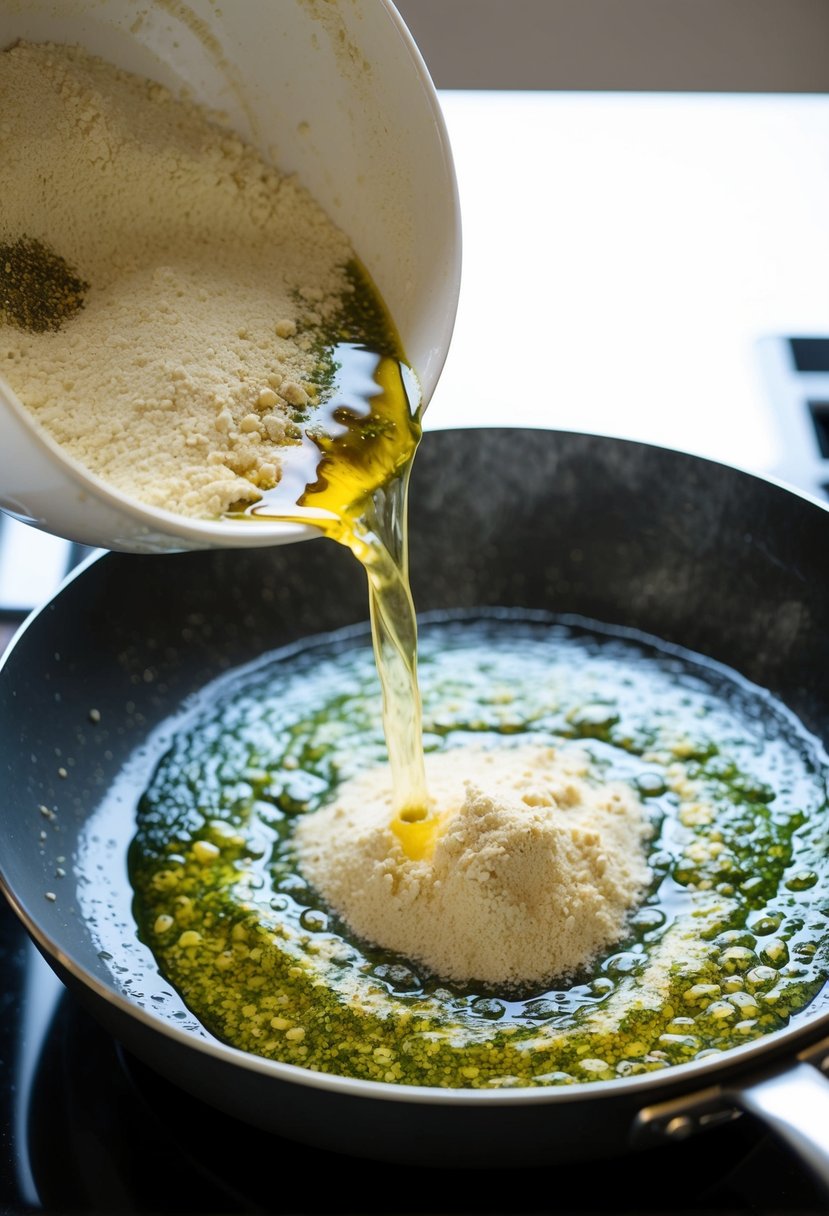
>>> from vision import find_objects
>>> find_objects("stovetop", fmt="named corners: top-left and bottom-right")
top-left (2, 334), bottom-right (829, 1214)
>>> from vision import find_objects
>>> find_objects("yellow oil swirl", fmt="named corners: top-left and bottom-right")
top-left (243, 340), bottom-right (433, 837)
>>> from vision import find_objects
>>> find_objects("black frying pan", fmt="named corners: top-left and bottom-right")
top-left (3, 426), bottom-right (829, 1176)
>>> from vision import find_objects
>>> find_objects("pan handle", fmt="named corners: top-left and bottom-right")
top-left (635, 1049), bottom-right (829, 1194)
top-left (725, 1060), bottom-right (829, 1191)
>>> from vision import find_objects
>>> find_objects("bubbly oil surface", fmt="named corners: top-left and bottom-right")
top-left (128, 612), bottom-right (829, 1089)
top-left (108, 246), bottom-right (829, 1089)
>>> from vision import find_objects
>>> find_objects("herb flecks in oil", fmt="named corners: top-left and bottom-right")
top-left (127, 615), bottom-right (829, 1088)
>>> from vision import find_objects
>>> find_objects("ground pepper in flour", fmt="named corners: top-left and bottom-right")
top-left (0, 235), bottom-right (88, 333)
top-left (0, 41), bottom-right (358, 518)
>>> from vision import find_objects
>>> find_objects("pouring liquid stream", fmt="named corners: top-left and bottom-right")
top-left (237, 313), bottom-right (434, 854)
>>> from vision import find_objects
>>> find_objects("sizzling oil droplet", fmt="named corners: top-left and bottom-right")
top-left (232, 267), bottom-right (430, 828)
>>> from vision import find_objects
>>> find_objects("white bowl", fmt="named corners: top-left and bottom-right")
top-left (0, 0), bottom-right (461, 553)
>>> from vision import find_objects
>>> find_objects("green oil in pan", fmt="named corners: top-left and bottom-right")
top-left (117, 247), bottom-right (829, 1089)
top-left (128, 611), bottom-right (829, 1089)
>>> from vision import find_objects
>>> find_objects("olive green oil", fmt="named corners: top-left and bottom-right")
top-left (127, 613), bottom-right (829, 1087)
top-left (120, 261), bottom-right (829, 1090)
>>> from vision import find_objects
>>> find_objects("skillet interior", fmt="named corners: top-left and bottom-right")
top-left (2, 425), bottom-right (829, 1165)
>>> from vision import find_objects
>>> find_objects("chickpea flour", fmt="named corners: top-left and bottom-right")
top-left (121, 613), bottom-right (829, 1088)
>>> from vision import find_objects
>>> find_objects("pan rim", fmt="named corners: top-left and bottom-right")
top-left (3, 869), bottom-right (829, 1108)
top-left (3, 425), bottom-right (829, 1111)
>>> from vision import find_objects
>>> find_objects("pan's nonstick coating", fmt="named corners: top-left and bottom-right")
top-left (2, 427), bottom-right (829, 1167)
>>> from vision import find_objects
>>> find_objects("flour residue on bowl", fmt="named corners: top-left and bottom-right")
top-left (293, 743), bottom-right (653, 988)
top-left (0, 41), bottom-right (355, 518)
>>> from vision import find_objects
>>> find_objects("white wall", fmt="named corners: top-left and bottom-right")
top-left (395, 0), bottom-right (829, 92)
